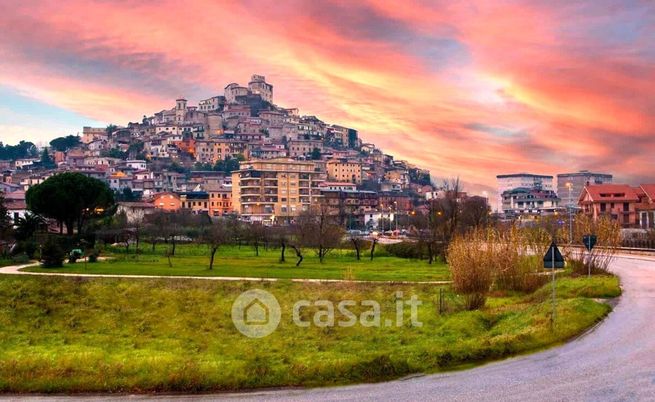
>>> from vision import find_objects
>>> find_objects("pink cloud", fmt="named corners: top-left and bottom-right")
top-left (0, 0), bottom-right (653, 193)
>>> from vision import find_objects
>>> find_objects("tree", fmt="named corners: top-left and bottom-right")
top-left (0, 140), bottom-right (38, 160)
top-left (0, 194), bottom-right (12, 254)
top-left (424, 178), bottom-right (462, 263)
top-left (13, 213), bottom-right (45, 241)
top-left (246, 224), bottom-right (267, 256)
top-left (106, 124), bottom-right (118, 136)
top-left (115, 187), bottom-right (139, 202)
top-left (370, 237), bottom-right (379, 261)
top-left (270, 225), bottom-right (291, 263)
top-left (101, 148), bottom-right (128, 160)
top-left (297, 205), bottom-right (344, 263)
top-left (214, 156), bottom-right (240, 173)
top-left (310, 147), bottom-right (321, 160)
top-left (203, 218), bottom-right (229, 270)
top-left (49, 135), bottom-right (81, 152)
top-left (40, 147), bottom-right (55, 169)
top-left (349, 234), bottom-right (370, 261)
top-left (41, 237), bottom-right (65, 268)
top-left (26, 172), bottom-right (115, 235)
top-left (460, 196), bottom-right (490, 230)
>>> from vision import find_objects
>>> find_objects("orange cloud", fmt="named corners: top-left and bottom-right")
top-left (0, 0), bottom-right (653, 195)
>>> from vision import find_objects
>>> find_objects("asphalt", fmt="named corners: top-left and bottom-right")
top-left (2, 255), bottom-right (655, 401)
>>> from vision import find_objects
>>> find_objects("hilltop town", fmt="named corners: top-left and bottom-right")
top-left (0, 74), bottom-right (438, 228)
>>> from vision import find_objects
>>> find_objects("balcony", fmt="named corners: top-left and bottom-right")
top-left (241, 188), bottom-right (261, 195)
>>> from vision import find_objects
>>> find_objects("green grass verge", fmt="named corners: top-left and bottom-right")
top-left (0, 274), bottom-right (617, 393)
top-left (23, 244), bottom-right (450, 282)
top-left (529, 275), bottom-right (621, 301)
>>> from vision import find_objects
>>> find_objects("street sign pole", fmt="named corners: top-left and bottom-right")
top-left (551, 245), bottom-right (556, 327)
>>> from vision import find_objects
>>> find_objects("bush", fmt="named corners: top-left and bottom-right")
top-left (11, 241), bottom-right (38, 259)
top-left (88, 249), bottom-right (100, 263)
top-left (447, 230), bottom-right (494, 310)
top-left (11, 253), bottom-right (30, 264)
top-left (383, 241), bottom-right (424, 259)
top-left (448, 227), bottom-right (552, 309)
top-left (41, 238), bottom-right (65, 268)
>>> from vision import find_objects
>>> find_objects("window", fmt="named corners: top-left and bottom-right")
top-left (623, 202), bottom-right (629, 211)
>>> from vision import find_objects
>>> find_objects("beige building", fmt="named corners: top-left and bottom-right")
top-left (326, 159), bottom-right (362, 184)
top-left (195, 139), bottom-right (246, 164)
top-left (288, 139), bottom-right (323, 158)
top-left (232, 158), bottom-right (325, 222)
top-left (82, 127), bottom-right (108, 144)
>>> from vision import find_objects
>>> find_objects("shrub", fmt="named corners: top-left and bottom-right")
top-left (383, 241), bottom-right (424, 259)
top-left (41, 238), bottom-right (65, 268)
top-left (11, 253), bottom-right (30, 264)
top-left (88, 249), bottom-right (100, 263)
top-left (12, 241), bottom-right (38, 259)
top-left (448, 227), bottom-right (552, 309)
top-left (447, 229), bottom-right (494, 310)
top-left (563, 214), bottom-right (621, 275)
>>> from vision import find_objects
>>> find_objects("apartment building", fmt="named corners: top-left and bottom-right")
top-left (206, 183), bottom-right (233, 217)
top-left (231, 158), bottom-right (324, 222)
top-left (288, 139), bottom-right (323, 158)
top-left (326, 159), bottom-right (362, 184)
top-left (557, 170), bottom-right (612, 208)
top-left (501, 187), bottom-right (560, 218)
top-left (496, 173), bottom-right (554, 211)
top-left (195, 139), bottom-right (246, 164)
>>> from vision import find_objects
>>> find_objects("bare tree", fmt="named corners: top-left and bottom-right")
top-left (425, 178), bottom-right (462, 263)
top-left (202, 218), bottom-right (229, 270)
top-left (225, 215), bottom-right (245, 248)
top-left (270, 225), bottom-right (291, 263)
top-left (350, 235), bottom-right (368, 261)
top-left (370, 237), bottom-right (379, 261)
top-left (246, 223), bottom-right (266, 257)
top-left (459, 195), bottom-right (490, 230)
top-left (298, 205), bottom-right (344, 263)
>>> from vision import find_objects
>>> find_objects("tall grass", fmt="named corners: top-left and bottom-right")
top-left (448, 227), bottom-right (551, 309)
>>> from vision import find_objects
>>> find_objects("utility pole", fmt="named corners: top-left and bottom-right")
top-left (567, 182), bottom-right (573, 244)
top-left (551, 244), bottom-right (556, 328)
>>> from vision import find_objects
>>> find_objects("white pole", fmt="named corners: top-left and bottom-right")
top-left (551, 245), bottom-right (556, 327)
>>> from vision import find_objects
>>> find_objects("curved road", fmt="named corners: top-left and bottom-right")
top-left (3, 255), bottom-right (655, 401)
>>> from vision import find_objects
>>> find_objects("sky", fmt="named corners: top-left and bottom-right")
top-left (0, 0), bottom-right (653, 198)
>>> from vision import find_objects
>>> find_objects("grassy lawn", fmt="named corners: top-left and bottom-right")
top-left (23, 243), bottom-right (450, 282)
top-left (0, 274), bottom-right (618, 393)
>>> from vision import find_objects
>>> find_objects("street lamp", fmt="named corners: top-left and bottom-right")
top-left (566, 182), bottom-right (573, 244)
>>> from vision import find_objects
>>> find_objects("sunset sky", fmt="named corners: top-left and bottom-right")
top-left (1, 0), bottom-right (653, 196)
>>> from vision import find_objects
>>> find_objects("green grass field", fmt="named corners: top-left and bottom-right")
top-left (24, 243), bottom-right (450, 282)
top-left (0, 274), bottom-right (618, 393)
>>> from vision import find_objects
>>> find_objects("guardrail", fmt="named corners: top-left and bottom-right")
top-left (565, 244), bottom-right (655, 256)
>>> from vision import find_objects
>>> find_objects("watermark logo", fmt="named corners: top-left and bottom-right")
top-left (231, 289), bottom-right (281, 338)
top-left (232, 289), bottom-right (422, 337)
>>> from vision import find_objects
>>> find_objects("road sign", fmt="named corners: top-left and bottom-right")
top-left (583, 234), bottom-right (597, 251)
top-left (543, 242), bottom-right (564, 269)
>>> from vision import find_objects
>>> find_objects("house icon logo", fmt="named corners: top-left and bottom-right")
top-left (231, 289), bottom-right (281, 338)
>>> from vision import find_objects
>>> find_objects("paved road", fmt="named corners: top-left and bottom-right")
top-left (2, 255), bottom-right (655, 401)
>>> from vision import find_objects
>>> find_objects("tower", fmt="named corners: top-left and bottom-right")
top-left (176, 98), bottom-right (187, 123)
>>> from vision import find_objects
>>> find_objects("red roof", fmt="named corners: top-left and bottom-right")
top-left (639, 184), bottom-right (655, 202)
top-left (581, 184), bottom-right (639, 202)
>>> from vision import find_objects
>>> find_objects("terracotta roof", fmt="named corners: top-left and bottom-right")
top-left (639, 184), bottom-right (655, 201)
top-left (118, 202), bottom-right (155, 209)
top-left (581, 184), bottom-right (639, 202)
